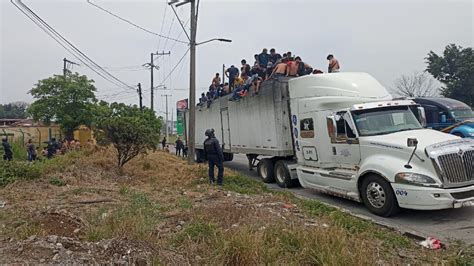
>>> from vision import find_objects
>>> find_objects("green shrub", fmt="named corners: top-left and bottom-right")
top-left (0, 161), bottom-right (41, 187)
top-left (49, 177), bottom-right (66, 186)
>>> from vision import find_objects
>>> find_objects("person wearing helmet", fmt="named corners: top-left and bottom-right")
top-left (2, 137), bottom-right (13, 161)
top-left (203, 129), bottom-right (224, 186)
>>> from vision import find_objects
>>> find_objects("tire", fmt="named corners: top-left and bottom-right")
top-left (360, 174), bottom-right (400, 217)
top-left (257, 158), bottom-right (275, 183)
top-left (223, 152), bottom-right (234, 162)
top-left (452, 132), bottom-right (465, 138)
top-left (274, 160), bottom-right (297, 188)
top-left (195, 149), bottom-right (205, 163)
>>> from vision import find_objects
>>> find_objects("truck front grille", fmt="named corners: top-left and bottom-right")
top-left (437, 150), bottom-right (474, 185)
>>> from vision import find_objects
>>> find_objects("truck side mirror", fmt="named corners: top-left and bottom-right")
top-left (326, 116), bottom-right (337, 141)
top-left (407, 138), bottom-right (418, 147)
top-left (417, 107), bottom-right (427, 127)
top-left (440, 114), bottom-right (447, 123)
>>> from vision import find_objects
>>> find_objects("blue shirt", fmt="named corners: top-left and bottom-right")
top-left (226, 66), bottom-right (239, 79)
top-left (258, 53), bottom-right (270, 67)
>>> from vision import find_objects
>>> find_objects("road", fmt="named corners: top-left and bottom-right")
top-left (224, 154), bottom-right (474, 244)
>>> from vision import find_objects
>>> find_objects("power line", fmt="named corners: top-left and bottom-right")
top-left (11, 0), bottom-right (135, 91)
top-left (158, 48), bottom-right (190, 86)
top-left (156, 0), bottom-right (169, 52)
top-left (86, 0), bottom-right (187, 44)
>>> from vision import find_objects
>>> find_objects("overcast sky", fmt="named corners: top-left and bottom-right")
top-left (1, 0), bottom-right (473, 118)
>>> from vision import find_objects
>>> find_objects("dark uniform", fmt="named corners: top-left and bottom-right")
top-left (2, 138), bottom-right (13, 161)
top-left (47, 138), bottom-right (59, 159)
top-left (203, 129), bottom-right (224, 185)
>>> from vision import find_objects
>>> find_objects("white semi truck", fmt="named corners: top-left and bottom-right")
top-left (186, 72), bottom-right (474, 216)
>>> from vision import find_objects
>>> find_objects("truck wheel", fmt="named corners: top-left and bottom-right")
top-left (257, 158), bottom-right (275, 183)
top-left (453, 132), bottom-right (465, 138)
top-left (360, 174), bottom-right (400, 217)
top-left (195, 149), bottom-right (204, 163)
top-left (223, 152), bottom-right (234, 162)
top-left (274, 160), bottom-right (297, 188)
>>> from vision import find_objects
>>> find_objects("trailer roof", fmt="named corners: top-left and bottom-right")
top-left (288, 72), bottom-right (391, 100)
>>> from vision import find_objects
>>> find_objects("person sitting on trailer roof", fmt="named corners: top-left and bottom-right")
top-left (223, 82), bottom-right (230, 94)
top-left (241, 59), bottom-right (251, 77)
top-left (269, 48), bottom-right (282, 65)
top-left (295, 56), bottom-right (313, 76)
top-left (233, 74), bottom-right (245, 88)
top-left (270, 57), bottom-right (288, 78)
top-left (199, 92), bottom-right (208, 106)
top-left (212, 73), bottom-right (221, 86)
top-left (286, 57), bottom-right (298, 77)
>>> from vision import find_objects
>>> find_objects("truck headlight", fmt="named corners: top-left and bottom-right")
top-left (395, 173), bottom-right (440, 187)
top-left (469, 132), bottom-right (474, 137)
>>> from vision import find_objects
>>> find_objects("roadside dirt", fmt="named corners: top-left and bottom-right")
top-left (0, 149), bottom-right (471, 264)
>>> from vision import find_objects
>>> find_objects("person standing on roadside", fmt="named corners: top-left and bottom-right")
top-left (327, 54), bottom-right (340, 73)
top-left (175, 137), bottom-right (184, 156)
top-left (26, 139), bottom-right (37, 162)
top-left (203, 129), bottom-right (224, 186)
top-left (161, 137), bottom-right (167, 150)
top-left (47, 138), bottom-right (59, 159)
top-left (2, 137), bottom-right (13, 161)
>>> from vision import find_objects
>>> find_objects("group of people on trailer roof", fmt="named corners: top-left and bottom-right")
top-left (198, 49), bottom-right (341, 105)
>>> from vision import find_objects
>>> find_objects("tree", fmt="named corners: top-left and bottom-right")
top-left (0, 102), bottom-right (29, 119)
top-left (28, 73), bottom-right (97, 138)
top-left (426, 44), bottom-right (474, 106)
top-left (392, 72), bottom-right (439, 97)
top-left (94, 102), bottom-right (161, 168)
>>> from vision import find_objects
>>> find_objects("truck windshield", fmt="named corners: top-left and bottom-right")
top-left (352, 106), bottom-right (422, 136)
top-left (450, 108), bottom-right (474, 119)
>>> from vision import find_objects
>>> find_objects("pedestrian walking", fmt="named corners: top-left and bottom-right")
top-left (26, 139), bottom-right (37, 162)
top-left (175, 137), bottom-right (184, 156)
top-left (2, 137), bottom-right (13, 161)
top-left (203, 129), bottom-right (224, 186)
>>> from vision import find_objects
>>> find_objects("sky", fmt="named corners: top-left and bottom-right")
top-left (1, 0), bottom-right (473, 119)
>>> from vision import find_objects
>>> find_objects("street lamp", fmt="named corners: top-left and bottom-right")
top-left (168, 0), bottom-right (232, 164)
top-left (196, 38), bottom-right (232, 46)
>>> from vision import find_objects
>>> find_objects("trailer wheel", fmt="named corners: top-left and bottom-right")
top-left (360, 174), bottom-right (400, 217)
top-left (257, 158), bottom-right (275, 183)
top-left (274, 160), bottom-right (297, 188)
top-left (195, 149), bottom-right (205, 163)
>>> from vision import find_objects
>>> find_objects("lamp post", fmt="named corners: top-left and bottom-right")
top-left (168, 0), bottom-right (232, 164)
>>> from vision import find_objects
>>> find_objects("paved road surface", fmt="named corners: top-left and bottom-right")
top-left (224, 154), bottom-right (474, 244)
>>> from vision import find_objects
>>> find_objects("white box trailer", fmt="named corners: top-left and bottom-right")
top-left (185, 73), bottom-right (474, 217)
top-left (193, 77), bottom-right (294, 157)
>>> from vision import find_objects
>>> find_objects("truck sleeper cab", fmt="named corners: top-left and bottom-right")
top-left (290, 75), bottom-right (474, 216)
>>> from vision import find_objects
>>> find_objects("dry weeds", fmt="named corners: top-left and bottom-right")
top-left (0, 149), bottom-right (472, 265)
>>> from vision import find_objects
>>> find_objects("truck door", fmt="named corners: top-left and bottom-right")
top-left (327, 111), bottom-right (361, 169)
top-left (220, 108), bottom-right (231, 150)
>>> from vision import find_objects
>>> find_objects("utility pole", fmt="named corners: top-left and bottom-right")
top-left (168, 0), bottom-right (231, 164)
top-left (137, 83), bottom-right (143, 110)
top-left (63, 58), bottom-right (78, 78)
top-left (148, 51), bottom-right (170, 112)
top-left (188, 0), bottom-right (197, 164)
top-left (150, 53), bottom-right (154, 111)
top-left (222, 64), bottom-right (225, 85)
top-left (162, 94), bottom-right (172, 139)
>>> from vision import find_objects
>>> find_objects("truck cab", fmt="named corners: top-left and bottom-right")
top-left (412, 97), bottom-right (474, 138)
top-left (289, 74), bottom-right (474, 216)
